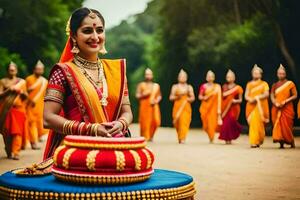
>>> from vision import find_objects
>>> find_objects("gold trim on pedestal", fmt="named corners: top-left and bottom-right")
top-left (0, 181), bottom-right (196, 200)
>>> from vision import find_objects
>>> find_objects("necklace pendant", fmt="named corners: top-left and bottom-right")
top-left (101, 98), bottom-right (108, 106)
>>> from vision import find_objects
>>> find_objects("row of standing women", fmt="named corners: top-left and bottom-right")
top-left (136, 64), bottom-right (298, 148)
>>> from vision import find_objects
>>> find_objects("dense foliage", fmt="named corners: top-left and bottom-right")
top-left (105, 0), bottom-right (300, 126)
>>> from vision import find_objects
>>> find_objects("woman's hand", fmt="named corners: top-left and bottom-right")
top-left (95, 124), bottom-right (112, 137)
top-left (217, 114), bottom-right (223, 125)
top-left (101, 121), bottom-right (124, 137)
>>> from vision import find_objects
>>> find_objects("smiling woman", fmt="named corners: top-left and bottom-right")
top-left (43, 7), bottom-right (133, 159)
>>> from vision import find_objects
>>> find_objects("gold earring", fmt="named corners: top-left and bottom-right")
top-left (71, 41), bottom-right (80, 54)
top-left (99, 42), bottom-right (107, 55)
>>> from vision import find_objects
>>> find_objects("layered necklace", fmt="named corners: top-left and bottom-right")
top-left (73, 55), bottom-right (108, 106)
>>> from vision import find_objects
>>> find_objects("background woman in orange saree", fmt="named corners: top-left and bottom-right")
top-left (136, 68), bottom-right (161, 141)
top-left (219, 70), bottom-right (243, 144)
top-left (0, 62), bottom-right (28, 160)
top-left (43, 8), bottom-right (133, 159)
top-left (169, 69), bottom-right (195, 144)
top-left (245, 64), bottom-right (269, 148)
top-left (199, 70), bottom-right (222, 143)
top-left (26, 60), bottom-right (48, 149)
top-left (271, 64), bottom-right (297, 148)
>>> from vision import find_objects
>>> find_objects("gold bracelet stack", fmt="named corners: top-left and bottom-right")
top-left (62, 120), bottom-right (101, 136)
top-left (62, 120), bottom-right (76, 135)
top-left (118, 117), bottom-right (129, 133)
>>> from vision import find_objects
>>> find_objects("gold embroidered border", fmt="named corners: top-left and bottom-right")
top-left (86, 150), bottom-right (99, 171)
top-left (129, 150), bottom-right (141, 171)
top-left (53, 145), bottom-right (66, 166)
top-left (142, 149), bottom-right (152, 169)
top-left (63, 141), bottom-right (146, 150)
top-left (115, 151), bottom-right (126, 171)
top-left (62, 148), bottom-right (76, 169)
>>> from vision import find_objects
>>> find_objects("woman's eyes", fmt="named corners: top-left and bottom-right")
top-left (81, 28), bottom-right (103, 34)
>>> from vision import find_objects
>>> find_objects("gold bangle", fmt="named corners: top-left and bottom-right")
top-left (118, 117), bottom-right (129, 127)
top-left (63, 120), bottom-right (72, 135)
top-left (86, 123), bottom-right (92, 135)
top-left (95, 123), bottom-right (100, 137)
top-left (78, 122), bottom-right (84, 135)
top-left (91, 124), bottom-right (97, 136)
top-left (68, 121), bottom-right (75, 135)
top-left (117, 120), bottom-right (126, 132)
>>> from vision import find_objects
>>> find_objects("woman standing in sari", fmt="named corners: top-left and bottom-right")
top-left (219, 70), bottom-right (243, 144)
top-left (43, 7), bottom-right (133, 159)
top-left (0, 62), bottom-right (28, 160)
top-left (136, 68), bottom-right (161, 141)
top-left (199, 70), bottom-right (222, 143)
top-left (271, 64), bottom-right (297, 148)
top-left (169, 69), bottom-right (195, 144)
top-left (245, 64), bottom-right (269, 148)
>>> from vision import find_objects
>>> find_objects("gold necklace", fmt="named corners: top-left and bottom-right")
top-left (73, 56), bottom-right (108, 106)
top-left (74, 55), bottom-right (99, 70)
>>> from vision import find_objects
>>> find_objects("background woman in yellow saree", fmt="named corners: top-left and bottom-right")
top-left (245, 65), bottom-right (269, 148)
top-left (169, 69), bottom-right (195, 144)
top-left (271, 65), bottom-right (297, 148)
top-left (199, 70), bottom-right (222, 143)
top-left (136, 68), bottom-right (161, 141)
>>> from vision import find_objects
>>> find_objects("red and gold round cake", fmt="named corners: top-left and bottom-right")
top-left (52, 136), bottom-right (155, 185)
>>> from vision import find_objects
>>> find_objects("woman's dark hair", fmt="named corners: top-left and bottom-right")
top-left (70, 7), bottom-right (105, 36)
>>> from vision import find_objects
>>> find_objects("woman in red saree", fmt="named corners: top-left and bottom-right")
top-left (219, 70), bottom-right (243, 144)
top-left (271, 65), bottom-right (297, 148)
top-left (43, 8), bottom-right (133, 159)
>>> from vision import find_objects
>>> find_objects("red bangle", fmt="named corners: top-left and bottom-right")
top-left (72, 121), bottom-right (80, 135)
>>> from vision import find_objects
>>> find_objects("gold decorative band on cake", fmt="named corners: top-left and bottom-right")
top-left (115, 151), bottom-right (126, 171)
top-left (62, 148), bottom-right (76, 169)
top-left (63, 140), bottom-right (146, 150)
top-left (53, 145), bottom-right (66, 166)
top-left (142, 148), bottom-right (152, 170)
top-left (51, 169), bottom-right (153, 185)
top-left (86, 150), bottom-right (99, 171)
top-left (129, 150), bottom-right (141, 171)
top-left (0, 181), bottom-right (196, 200)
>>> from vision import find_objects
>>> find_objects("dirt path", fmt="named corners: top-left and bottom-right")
top-left (1, 124), bottom-right (300, 200)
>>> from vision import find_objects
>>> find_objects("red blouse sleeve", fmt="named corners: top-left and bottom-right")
top-left (44, 68), bottom-right (67, 104)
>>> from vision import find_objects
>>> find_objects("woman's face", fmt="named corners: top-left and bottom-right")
top-left (178, 73), bottom-right (187, 83)
top-left (226, 73), bottom-right (235, 83)
top-left (206, 73), bottom-right (215, 83)
top-left (8, 64), bottom-right (18, 77)
top-left (277, 69), bottom-right (286, 80)
top-left (252, 69), bottom-right (262, 80)
top-left (145, 70), bottom-right (153, 81)
top-left (73, 15), bottom-right (105, 56)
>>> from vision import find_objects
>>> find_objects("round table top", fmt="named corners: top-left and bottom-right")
top-left (0, 169), bottom-right (196, 200)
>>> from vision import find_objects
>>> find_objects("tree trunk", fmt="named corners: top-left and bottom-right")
top-left (273, 22), bottom-right (297, 79)
top-left (233, 0), bottom-right (241, 24)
